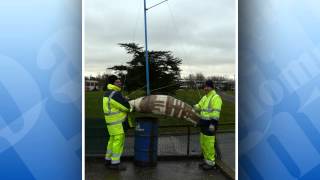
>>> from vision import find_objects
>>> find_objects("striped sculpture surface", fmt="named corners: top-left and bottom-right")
top-left (129, 95), bottom-right (200, 124)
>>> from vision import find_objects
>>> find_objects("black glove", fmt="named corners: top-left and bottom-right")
top-left (211, 119), bottom-right (218, 126)
top-left (122, 121), bottom-right (130, 132)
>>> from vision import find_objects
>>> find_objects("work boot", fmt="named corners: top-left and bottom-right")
top-left (104, 160), bottom-right (111, 167)
top-left (201, 163), bottom-right (217, 171)
top-left (108, 163), bottom-right (127, 171)
top-left (198, 162), bottom-right (206, 168)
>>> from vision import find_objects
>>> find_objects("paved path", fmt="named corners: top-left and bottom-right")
top-left (218, 91), bottom-right (235, 103)
top-left (86, 158), bottom-right (230, 180)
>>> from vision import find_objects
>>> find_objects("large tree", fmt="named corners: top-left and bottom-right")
top-left (109, 43), bottom-right (182, 94)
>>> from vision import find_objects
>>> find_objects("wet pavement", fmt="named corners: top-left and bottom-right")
top-left (86, 132), bottom-right (235, 179)
top-left (87, 132), bottom-right (235, 171)
top-left (86, 158), bottom-right (230, 180)
top-left (216, 133), bottom-right (235, 170)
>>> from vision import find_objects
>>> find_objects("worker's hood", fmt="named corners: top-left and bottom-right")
top-left (107, 84), bottom-right (121, 91)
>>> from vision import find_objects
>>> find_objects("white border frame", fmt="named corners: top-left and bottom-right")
top-left (81, 0), bottom-right (239, 179)
top-left (235, 0), bottom-right (238, 179)
top-left (82, 0), bottom-right (85, 178)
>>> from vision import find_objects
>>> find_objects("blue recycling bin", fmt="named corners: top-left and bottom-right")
top-left (134, 117), bottom-right (158, 166)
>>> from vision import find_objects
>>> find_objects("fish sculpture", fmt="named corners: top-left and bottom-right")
top-left (129, 95), bottom-right (200, 124)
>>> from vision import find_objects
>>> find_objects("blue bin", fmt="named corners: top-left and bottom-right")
top-left (134, 117), bottom-right (158, 166)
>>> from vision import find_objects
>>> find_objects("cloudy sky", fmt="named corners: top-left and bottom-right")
top-left (85, 0), bottom-right (235, 78)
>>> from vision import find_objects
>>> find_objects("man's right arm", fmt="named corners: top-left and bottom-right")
top-left (110, 92), bottom-right (131, 112)
top-left (193, 96), bottom-right (205, 111)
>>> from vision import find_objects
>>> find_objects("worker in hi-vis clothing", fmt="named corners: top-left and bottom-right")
top-left (103, 75), bottom-right (134, 171)
top-left (194, 80), bottom-right (223, 170)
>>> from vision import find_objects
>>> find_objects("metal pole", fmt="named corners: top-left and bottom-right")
top-left (144, 0), bottom-right (150, 95)
top-left (187, 126), bottom-right (190, 156)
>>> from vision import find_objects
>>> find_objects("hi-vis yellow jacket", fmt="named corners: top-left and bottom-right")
top-left (194, 90), bottom-right (222, 121)
top-left (103, 84), bottom-right (133, 135)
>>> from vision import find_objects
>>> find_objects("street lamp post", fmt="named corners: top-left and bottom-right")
top-left (143, 0), bottom-right (168, 96)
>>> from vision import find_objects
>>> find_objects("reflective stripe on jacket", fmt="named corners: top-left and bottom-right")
top-left (103, 84), bottom-right (131, 135)
top-left (194, 90), bottom-right (222, 121)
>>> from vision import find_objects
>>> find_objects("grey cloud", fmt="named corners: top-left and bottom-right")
top-left (85, 0), bottom-right (235, 77)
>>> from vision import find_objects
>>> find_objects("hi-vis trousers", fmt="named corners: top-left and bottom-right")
top-left (105, 134), bottom-right (125, 164)
top-left (200, 133), bottom-right (216, 166)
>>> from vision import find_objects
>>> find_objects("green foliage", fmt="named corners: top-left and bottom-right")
top-left (126, 89), bottom-right (145, 100)
top-left (109, 43), bottom-right (182, 93)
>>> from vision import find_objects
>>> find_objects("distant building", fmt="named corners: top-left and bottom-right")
top-left (85, 80), bottom-right (99, 91)
top-left (179, 79), bottom-right (204, 89)
top-left (179, 79), bottom-right (235, 91)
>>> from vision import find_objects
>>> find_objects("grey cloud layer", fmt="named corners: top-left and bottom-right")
top-left (85, 0), bottom-right (235, 76)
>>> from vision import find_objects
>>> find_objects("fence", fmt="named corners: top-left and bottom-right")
top-left (85, 119), bottom-right (234, 158)
top-left (85, 119), bottom-right (235, 179)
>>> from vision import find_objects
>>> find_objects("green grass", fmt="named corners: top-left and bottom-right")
top-left (85, 90), bottom-right (105, 120)
top-left (225, 90), bottom-right (235, 96)
top-left (85, 89), bottom-right (147, 120)
top-left (85, 89), bottom-right (235, 130)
